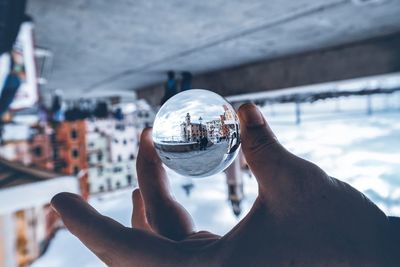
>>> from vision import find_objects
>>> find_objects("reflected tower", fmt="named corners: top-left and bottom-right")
top-left (225, 157), bottom-right (244, 217)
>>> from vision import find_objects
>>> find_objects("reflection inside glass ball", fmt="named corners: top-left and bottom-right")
top-left (153, 89), bottom-right (241, 178)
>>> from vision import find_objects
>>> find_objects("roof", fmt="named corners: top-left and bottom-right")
top-left (0, 157), bottom-right (60, 189)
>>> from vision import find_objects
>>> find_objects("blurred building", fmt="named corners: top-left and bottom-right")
top-left (122, 99), bottom-right (155, 141)
top-left (110, 122), bottom-right (137, 163)
top-left (205, 119), bottom-right (222, 143)
top-left (53, 120), bottom-right (87, 176)
top-left (53, 120), bottom-right (88, 198)
top-left (87, 160), bottom-right (137, 194)
top-left (86, 119), bottom-right (137, 195)
top-left (0, 158), bottom-right (78, 267)
top-left (0, 123), bottom-right (31, 165)
top-left (29, 124), bottom-right (54, 171)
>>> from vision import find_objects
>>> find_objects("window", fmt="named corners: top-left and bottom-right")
top-left (98, 166), bottom-right (104, 176)
top-left (71, 129), bottom-right (78, 139)
top-left (123, 139), bottom-right (127, 145)
top-left (72, 148), bottom-right (79, 158)
top-left (116, 182), bottom-right (121, 188)
top-left (107, 179), bottom-right (112, 190)
top-left (53, 149), bottom-right (59, 159)
top-left (73, 166), bottom-right (79, 175)
top-left (129, 154), bottom-right (135, 160)
top-left (99, 185), bottom-right (104, 192)
top-left (97, 151), bottom-right (103, 161)
top-left (33, 146), bottom-right (42, 157)
top-left (127, 175), bottom-right (132, 185)
top-left (117, 155), bottom-right (122, 162)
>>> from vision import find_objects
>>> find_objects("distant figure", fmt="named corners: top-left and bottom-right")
top-left (38, 104), bottom-right (48, 125)
top-left (180, 71), bottom-right (192, 91)
top-left (65, 105), bottom-right (84, 121)
top-left (160, 71), bottom-right (177, 105)
top-left (181, 182), bottom-right (194, 197)
top-left (51, 92), bottom-right (64, 122)
top-left (114, 107), bottom-right (124, 121)
top-left (200, 136), bottom-right (208, 151)
top-left (0, 53), bottom-right (21, 117)
top-left (94, 101), bottom-right (109, 118)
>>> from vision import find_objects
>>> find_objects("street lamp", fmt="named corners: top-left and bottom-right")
top-left (199, 117), bottom-right (203, 137)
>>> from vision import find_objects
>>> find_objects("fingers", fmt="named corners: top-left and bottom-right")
top-left (51, 192), bottom-right (124, 262)
top-left (237, 104), bottom-right (289, 192)
top-left (132, 189), bottom-right (152, 231)
top-left (137, 129), bottom-right (195, 240)
top-left (238, 103), bottom-right (331, 212)
top-left (51, 192), bottom-right (181, 266)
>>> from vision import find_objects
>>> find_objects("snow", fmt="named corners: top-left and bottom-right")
top-left (32, 94), bottom-right (400, 267)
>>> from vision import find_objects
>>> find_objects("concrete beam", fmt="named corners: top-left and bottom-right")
top-left (137, 32), bottom-right (400, 106)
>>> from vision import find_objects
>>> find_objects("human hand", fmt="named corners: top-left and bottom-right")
top-left (51, 104), bottom-right (398, 266)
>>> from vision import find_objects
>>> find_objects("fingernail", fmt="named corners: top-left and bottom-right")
top-left (239, 104), bottom-right (265, 127)
top-left (132, 188), bottom-right (141, 203)
top-left (50, 204), bottom-right (60, 216)
top-left (50, 192), bottom-right (79, 213)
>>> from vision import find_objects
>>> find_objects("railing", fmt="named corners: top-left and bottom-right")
top-left (227, 73), bottom-right (400, 124)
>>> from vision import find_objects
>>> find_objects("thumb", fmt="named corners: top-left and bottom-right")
top-left (237, 104), bottom-right (288, 192)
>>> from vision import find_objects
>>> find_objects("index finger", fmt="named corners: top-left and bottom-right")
top-left (51, 192), bottom-right (184, 266)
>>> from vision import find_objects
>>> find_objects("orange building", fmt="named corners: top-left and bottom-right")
top-left (53, 120), bottom-right (89, 198)
top-left (30, 125), bottom-right (54, 171)
top-left (220, 105), bottom-right (238, 139)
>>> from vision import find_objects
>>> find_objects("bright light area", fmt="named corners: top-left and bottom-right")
top-left (32, 92), bottom-right (400, 267)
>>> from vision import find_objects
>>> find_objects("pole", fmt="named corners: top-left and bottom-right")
top-left (295, 100), bottom-right (301, 125)
top-left (367, 95), bottom-right (372, 115)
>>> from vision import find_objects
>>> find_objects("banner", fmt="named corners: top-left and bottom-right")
top-left (9, 22), bottom-right (39, 110)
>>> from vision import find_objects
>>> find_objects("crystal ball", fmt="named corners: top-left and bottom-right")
top-left (153, 89), bottom-right (241, 178)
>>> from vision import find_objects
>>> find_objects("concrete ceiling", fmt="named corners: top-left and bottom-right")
top-left (27, 0), bottom-right (400, 97)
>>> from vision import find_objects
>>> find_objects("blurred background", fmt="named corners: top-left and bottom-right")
top-left (1, 0), bottom-right (400, 266)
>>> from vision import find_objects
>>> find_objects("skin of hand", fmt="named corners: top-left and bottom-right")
top-left (51, 103), bottom-right (398, 267)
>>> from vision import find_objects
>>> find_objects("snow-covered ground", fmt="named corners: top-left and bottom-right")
top-left (32, 94), bottom-right (400, 267)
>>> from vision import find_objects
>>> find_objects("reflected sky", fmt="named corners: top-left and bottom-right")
top-left (153, 89), bottom-right (234, 140)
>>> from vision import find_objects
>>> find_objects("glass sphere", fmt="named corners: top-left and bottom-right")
top-left (153, 89), bottom-right (241, 178)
